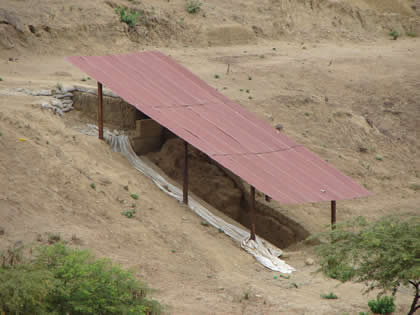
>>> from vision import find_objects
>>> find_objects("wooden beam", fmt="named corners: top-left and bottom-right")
top-left (250, 186), bottom-right (256, 240)
top-left (331, 200), bottom-right (336, 229)
top-left (97, 82), bottom-right (104, 140)
top-left (183, 141), bottom-right (189, 204)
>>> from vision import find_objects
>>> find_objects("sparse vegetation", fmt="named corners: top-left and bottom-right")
top-left (389, 30), bottom-right (400, 40)
top-left (185, 0), bottom-right (202, 14)
top-left (56, 82), bottom-right (63, 91)
top-left (115, 7), bottom-right (141, 28)
top-left (368, 296), bottom-right (395, 314)
top-left (407, 32), bottom-right (417, 38)
top-left (200, 220), bottom-right (209, 227)
top-left (90, 182), bottom-right (96, 190)
top-left (130, 193), bottom-right (139, 200)
top-left (248, 76), bottom-right (252, 80)
top-left (0, 77), bottom-right (3, 81)
top-left (47, 233), bottom-right (61, 244)
top-left (246, 89), bottom-right (250, 93)
top-left (313, 216), bottom-right (420, 315)
top-left (214, 74), bottom-right (220, 79)
top-left (121, 208), bottom-right (136, 218)
top-left (375, 155), bottom-right (383, 161)
top-left (0, 243), bottom-right (161, 314)
top-left (321, 292), bottom-right (338, 299)
top-left (409, 184), bottom-right (420, 191)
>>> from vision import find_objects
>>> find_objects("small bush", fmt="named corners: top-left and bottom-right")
top-left (115, 7), bottom-right (140, 28)
top-left (407, 32), bottom-right (417, 37)
top-left (375, 155), bottom-right (383, 161)
top-left (0, 243), bottom-right (161, 314)
top-left (121, 209), bottom-right (136, 218)
top-left (0, 77), bottom-right (3, 81)
top-left (200, 220), bottom-right (209, 227)
top-left (185, 0), bottom-right (202, 14)
top-left (368, 296), bottom-right (395, 314)
top-left (56, 82), bottom-right (63, 91)
top-left (409, 183), bottom-right (420, 191)
top-left (214, 74), bottom-right (220, 79)
top-left (321, 292), bottom-right (338, 299)
top-left (90, 182), bottom-right (96, 190)
top-left (389, 30), bottom-right (400, 40)
top-left (130, 193), bottom-right (139, 200)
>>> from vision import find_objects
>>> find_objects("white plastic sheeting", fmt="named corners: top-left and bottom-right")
top-left (82, 125), bottom-right (295, 274)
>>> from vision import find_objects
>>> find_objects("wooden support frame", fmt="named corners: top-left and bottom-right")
top-left (331, 200), bottom-right (336, 229)
top-left (97, 82), bottom-right (104, 140)
top-left (249, 186), bottom-right (256, 240)
top-left (183, 141), bottom-right (189, 204)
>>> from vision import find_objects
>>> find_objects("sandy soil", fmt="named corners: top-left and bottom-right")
top-left (0, 38), bottom-right (419, 314)
top-left (0, 0), bottom-right (420, 313)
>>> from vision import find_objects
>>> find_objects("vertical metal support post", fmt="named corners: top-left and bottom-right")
top-left (183, 141), bottom-right (189, 205)
top-left (249, 186), bottom-right (256, 240)
top-left (331, 200), bottom-right (336, 230)
top-left (97, 82), bottom-right (104, 140)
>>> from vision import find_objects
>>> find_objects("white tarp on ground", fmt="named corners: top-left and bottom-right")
top-left (82, 125), bottom-right (295, 274)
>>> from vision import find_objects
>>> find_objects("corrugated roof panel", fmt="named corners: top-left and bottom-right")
top-left (67, 51), bottom-right (372, 204)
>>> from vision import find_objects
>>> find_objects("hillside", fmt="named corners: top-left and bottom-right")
top-left (0, 0), bottom-right (420, 314)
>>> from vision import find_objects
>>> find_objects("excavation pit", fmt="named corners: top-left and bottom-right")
top-left (72, 90), bottom-right (310, 249)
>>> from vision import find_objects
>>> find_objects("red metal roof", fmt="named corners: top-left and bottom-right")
top-left (67, 51), bottom-right (371, 204)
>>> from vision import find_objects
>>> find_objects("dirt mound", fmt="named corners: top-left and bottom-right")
top-left (148, 138), bottom-right (310, 248)
top-left (0, 0), bottom-right (419, 56)
top-left (149, 138), bottom-right (244, 220)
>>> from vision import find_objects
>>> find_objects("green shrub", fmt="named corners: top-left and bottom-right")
top-left (131, 193), bottom-right (139, 200)
top-left (185, 0), bottom-right (202, 14)
top-left (122, 209), bottom-right (136, 218)
top-left (0, 243), bottom-right (161, 314)
top-left (407, 32), bottom-right (417, 38)
top-left (409, 184), bottom-right (420, 191)
top-left (321, 292), bottom-right (338, 299)
top-left (389, 30), bottom-right (400, 40)
top-left (312, 216), bottom-right (420, 314)
top-left (368, 296), bottom-right (395, 314)
top-left (115, 7), bottom-right (140, 28)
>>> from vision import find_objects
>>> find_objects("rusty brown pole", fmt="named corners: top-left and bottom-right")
top-left (97, 82), bottom-right (104, 140)
top-left (331, 200), bottom-right (336, 230)
top-left (249, 186), bottom-right (256, 240)
top-left (183, 141), bottom-right (189, 205)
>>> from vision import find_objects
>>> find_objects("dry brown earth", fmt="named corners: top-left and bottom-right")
top-left (0, 0), bottom-right (419, 314)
